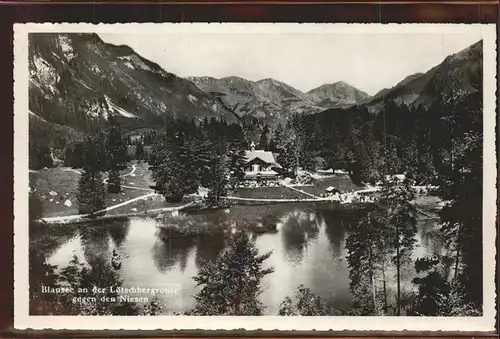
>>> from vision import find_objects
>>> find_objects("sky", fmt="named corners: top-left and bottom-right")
top-left (99, 32), bottom-right (482, 96)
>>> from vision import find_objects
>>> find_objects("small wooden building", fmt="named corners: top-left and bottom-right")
top-left (244, 142), bottom-right (281, 180)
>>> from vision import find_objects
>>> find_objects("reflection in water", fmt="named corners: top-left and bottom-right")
top-left (280, 211), bottom-right (320, 264)
top-left (35, 203), bottom-right (440, 315)
top-left (322, 212), bottom-right (348, 258)
top-left (107, 221), bottom-right (130, 248)
top-left (195, 235), bottom-right (226, 268)
top-left (79, 226), bottom-right (111, 266)
top-left (153, 237), bottom-right (197, 273)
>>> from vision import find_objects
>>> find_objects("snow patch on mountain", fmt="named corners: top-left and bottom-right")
top-left (58, 36), bottom-right (75, 60)
top-left (104, 95), bottom-right (136, 118)
top-left (31, 55), bottom-right (59, 95)
top-left (86, 100), bottom-right (109, 119)
top-left (118, 55), bottom-right (152, 72)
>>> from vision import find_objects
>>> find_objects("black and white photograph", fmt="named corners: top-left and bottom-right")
top-left (14, 23), bottom-right (496, 331)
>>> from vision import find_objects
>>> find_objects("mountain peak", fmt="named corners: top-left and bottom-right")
top-left (307, 81), bottom-right (370, 107)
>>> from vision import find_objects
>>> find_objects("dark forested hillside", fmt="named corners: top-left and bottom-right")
top-left (295, 40), bottom-right (483, 186)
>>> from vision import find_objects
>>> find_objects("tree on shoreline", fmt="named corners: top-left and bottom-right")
top-left (191, 231), bottom-right (274, 315)
top-left (149, 130), bottom-right (199, 201)
top-left (380, 177), bottom-right (418, 315)
top-left (135, 141), bottom-right (145, 163)
top-left (346, 208), bottom-right (392, 315)
top-left (77, 137), bottom-right (106, 216)
top-left (279, 285), bottom-right (338, 316)
top-left (106, 116), bottom-right (127, 193)
top-left (346, 177), bottom-right (417, 316)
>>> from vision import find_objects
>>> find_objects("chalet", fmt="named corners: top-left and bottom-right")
top-left (244, 142), bottom-right (281, 180)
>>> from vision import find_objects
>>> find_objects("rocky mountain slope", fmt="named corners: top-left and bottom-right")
top-left (29, 33), bottom-right (239, 136)
top-left (414, 40), bottom-right (483, 108)
top-left (366, 40), bottom-right (482, 110)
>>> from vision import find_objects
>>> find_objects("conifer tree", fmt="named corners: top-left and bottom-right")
top-left (434, 90), bottom-right (483, 310)
top-left (135, 141), bottom-right (144, 163)
top-left (149, 131), bottom-right (199, 201)
top-left (279, 285), bottom-right (336, 316)
top-left (346, 209), bottom-right (392, 315)
top-left (258, 124), bottom-right (270, 150)
top-left (192, 231), bottom-right (274, 315)
top-left (77, 138), bottom-right (106, 216)
top-left (379, 177), bottom-right (418, 315)
top-left (107, 168), bottom-right (121, 194)
top-left (29, 138), bottom-right (53, 170)
top-left (227, 124), bottom-right (247, 190)
top-left (106, 116), bottom-right (128, 192)
top-left (206, 153), bottom-right (230, 206)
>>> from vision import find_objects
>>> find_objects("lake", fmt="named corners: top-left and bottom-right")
top-left (35, 203), bottom-right (444, 315)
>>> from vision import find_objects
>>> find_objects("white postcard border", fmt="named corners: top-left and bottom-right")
top-left (13, 22), bottom-right (497, 331)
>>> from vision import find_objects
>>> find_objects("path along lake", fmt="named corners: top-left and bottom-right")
top-left (34, 202), bottom-right (444, 315)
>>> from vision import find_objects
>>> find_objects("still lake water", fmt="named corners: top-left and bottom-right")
top-left (38, 203), bottom-right (443, 315)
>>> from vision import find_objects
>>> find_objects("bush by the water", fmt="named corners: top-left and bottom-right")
top-left (157, 213), bottom-right (224, 239)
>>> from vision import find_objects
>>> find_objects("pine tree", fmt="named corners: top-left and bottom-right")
top-left (29, 138), bottom-right (53, 170)
top-left (346, 208), bottom-right (392, 315)
top-left (434, 90), bottom-right (483, 310)
top-left (77, 138), bottom-right (106, 216)
top-left (227, 126), bottom-right (247, 190)
top-left (206, 153), bottom-right (230, 207)
top-left (93, 130), bottom-right (108, 172)
top-left (278, 285), bottom-right (336, 316)
top-left (135, 141), bottom-right (144, 163)
top-left (106, 116), bottom-right (128, 193)
top-left (107, 168), bottom-right (121, 194)
top-left (106, 116), bottom-right (127, 170)
top-left (268, 123), bottom-right (284, 153)
top-left (258, 124), bottom-right (270, 150)
top-left (410, 255), bottom-right (480, 316)
top-left (379, 177), bottom-right (418, 315)
top-left (273, 118), bottom-right (305, 176)
top-left (192, 231), bottom-right (274, 315)
top-left (149, 131), bottom-right (199, 201)
top-left (77, 170), bottom-right (106, 216)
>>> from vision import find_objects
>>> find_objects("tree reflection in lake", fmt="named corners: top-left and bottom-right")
top-left (152, 237), bottom-right (197, 273)
top-left (107, 220), bottom-right (130, 248)
top-left (79, 225), bottom-right (111, 266)
top-left (194, 235), bottom-right (227, 268)
top-left (280, 210), bottom-right (320, 264)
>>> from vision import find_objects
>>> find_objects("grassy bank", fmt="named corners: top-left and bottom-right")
top-left (156, 213), bottom-right (226, 239)
top-left (299, 174), bottom-right (364, 196)
top-left (234, 186), bottom-right (310, 199)
top-left (30, 162), bottom-right (155, 218)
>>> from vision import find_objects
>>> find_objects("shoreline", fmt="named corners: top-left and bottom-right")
top-left (37, 198), bottom-right (371, 226)
top-left (37, 188), bottom-right (440, 226)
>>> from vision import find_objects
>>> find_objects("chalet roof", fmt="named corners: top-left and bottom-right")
top-left (245, 150), bottom-right (278, 165)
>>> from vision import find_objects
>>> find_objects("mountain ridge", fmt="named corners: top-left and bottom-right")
top-left (187, 76), bottom-right (372, 123)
